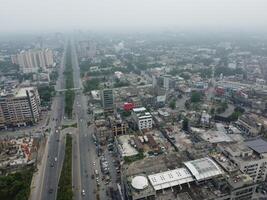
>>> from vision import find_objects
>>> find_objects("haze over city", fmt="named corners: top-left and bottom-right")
top-left (1, 1), bottom-right (267, 200)
top-left (1, 0), bottom-right (267, 33)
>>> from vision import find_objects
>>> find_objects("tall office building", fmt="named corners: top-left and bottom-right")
top-left (101, 89), bottom-right (114, 112)
top-left (0, 87), bottom-right (41, 128)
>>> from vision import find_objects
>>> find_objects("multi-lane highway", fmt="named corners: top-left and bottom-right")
top-left (36, 39), bottom-right (116, 200)
top-left (39, 44), bottom-right (67, 200)
top-left (71, 39), bottom-right (99, 200)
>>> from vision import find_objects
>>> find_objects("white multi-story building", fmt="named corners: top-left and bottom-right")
top-left (0, 87), bottom-right (41, 128)
top-left (132, 107), bottom-right (152, 131)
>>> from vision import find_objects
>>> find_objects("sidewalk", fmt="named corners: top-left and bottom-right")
top-left (28, 135), bottom-right (49, 200)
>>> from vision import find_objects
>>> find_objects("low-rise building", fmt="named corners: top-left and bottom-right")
top-left (218, 140), bottom-right (267, 182)
top-left (132, 107), bottom-right (152, 131)
top-left (235, 114), bottom-right (263, 136)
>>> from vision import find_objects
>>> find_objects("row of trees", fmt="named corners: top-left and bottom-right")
top-left (64, 44), bottom-right (75, 118)
top-left (38, 85), bottom-right (55, 107)
top-left (0, 61), bottom-right (19, 74)
top-left (83, 78), bottom-right (101, 93)
top-left (0, 167), bottom-right (34, 200)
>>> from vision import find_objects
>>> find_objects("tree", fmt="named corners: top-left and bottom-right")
top-left (229, 111), bottom-right (241, 121)
top-left (38, 85), bottom-right (55, 106)
top-left (210, 108), bottom-right (215, 115)
top-left (83, 78), bottom-right (101, 92)
top-left (191, 91), bottom-right (202, 103)
top-left (169, 100), bottom-right (176, 110)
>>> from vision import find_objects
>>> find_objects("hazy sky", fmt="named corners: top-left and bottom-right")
top-left (1, 0), bottom-right (267, 32)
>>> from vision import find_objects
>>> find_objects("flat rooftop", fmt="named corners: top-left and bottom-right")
top-left (191, 126), bottom-right (232, 144)
top-left (15, 87), bottom-right (35, 98)
top-left (246, 138), bottom-right (267, 154)
top-left (133, 107), bottom-right (147, 112)
top-left (148, 167), bottom-right (194, 191)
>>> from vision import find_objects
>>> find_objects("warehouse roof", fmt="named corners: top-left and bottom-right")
top-left (184, 157), bottom-right (222, 181)
top-left (148, 168), bottom-right (194, 191)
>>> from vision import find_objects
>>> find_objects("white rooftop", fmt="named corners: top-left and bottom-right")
top-left (148, 168), bottom-right (194, 191)
top-left (15, 87), bottom-right (35, 98)
top-left (131, 176), bottom-right (149, 190)
top-left (133, 107), bottom-right (147, 112)
top-left (184, 157), bottom-right (222, 181)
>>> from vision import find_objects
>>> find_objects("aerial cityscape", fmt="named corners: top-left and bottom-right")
top-left (1, 1), bottom-right (267, 200)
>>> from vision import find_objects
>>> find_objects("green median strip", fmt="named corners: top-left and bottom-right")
top-left (57, 134), bottom-right (73, 200)
top-left (64, 43), bottom-right (75, 119)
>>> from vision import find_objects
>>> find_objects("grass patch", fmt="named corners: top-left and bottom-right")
top-left (124, 152), bottom-right (144, 164)
top-left (61, 123), bottom-right (77, 130)
top-left (57, 134), bottom-right (73, 200)
top-left (0, 167), bottom-right (34, 200)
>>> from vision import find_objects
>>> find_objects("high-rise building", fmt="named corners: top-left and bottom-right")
top-left (44, 48), bottom-right (54, 67)
top-left (11, 49), bottom-right (54, 73)
top-left (101, 89), bottom-right (114, 112)
top-left (0, 87), bottom-right (41, 128)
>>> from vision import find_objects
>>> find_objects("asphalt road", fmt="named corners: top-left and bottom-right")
top-left (70, 38), bottom-right (115, 200)
top-left (39, 44), bottom-right (67, 200)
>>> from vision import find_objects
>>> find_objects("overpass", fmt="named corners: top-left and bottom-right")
top-left (56, 87), bottom-right (81, 92)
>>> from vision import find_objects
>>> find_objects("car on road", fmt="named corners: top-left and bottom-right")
top-left (94, 169), bottom-right (99, 176)
top-left (55, 157), bottom-right (57, 162)
top-left (48, 188), bottom-right (53, 194)
top-left (93, 161), bottom-right (96, 166)
top-left (82, 189), bottom-right (85, 196)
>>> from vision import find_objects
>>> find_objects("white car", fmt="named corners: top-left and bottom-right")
top-left (93, 162), bottom-right (96, 166)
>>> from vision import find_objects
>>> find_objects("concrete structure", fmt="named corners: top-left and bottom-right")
top-left (0, 87), bottom-right (40, 128)
top-left (122, 155), bottom-right (257, 200)
top-left (132, 107), bottom-right (152, 131)
top-left (115, 135), bottom-right (139, 159)
top-left (235, 114), bottom-right (262, 136)
top-left (112, 120), bottom-right (128, 136)
top-left (218, 141), bottom-right (267, 182)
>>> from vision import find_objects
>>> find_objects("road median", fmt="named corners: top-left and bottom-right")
top-left (56, 134), bottom-right (73, 200)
